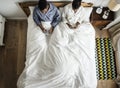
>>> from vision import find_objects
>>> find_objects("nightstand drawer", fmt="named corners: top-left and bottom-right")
top-left (91, 20), bottom-right (111, 27)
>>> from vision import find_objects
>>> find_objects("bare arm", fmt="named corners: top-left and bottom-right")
top-left (33, 7), bottom-right (46, 32)
top-left (38, 23), bottom-right (46, 32)
top-left (49, 26), bottom-right (54, 34)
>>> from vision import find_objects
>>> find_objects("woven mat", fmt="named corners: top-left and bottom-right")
top-left (95, 38), bottom-right (117, 80)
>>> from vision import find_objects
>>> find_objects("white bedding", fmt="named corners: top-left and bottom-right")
top-left (17, 13), bottom-right (97, 88)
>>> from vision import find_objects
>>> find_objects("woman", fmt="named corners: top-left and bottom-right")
top-left (62, 0), bottom-right (92, 29)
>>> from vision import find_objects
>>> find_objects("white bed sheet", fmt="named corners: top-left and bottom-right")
top-left (17, 14), bottom-right (97, 88)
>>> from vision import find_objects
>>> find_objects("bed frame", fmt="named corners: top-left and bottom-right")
top-left (19, 1), bottom-right (93, 16)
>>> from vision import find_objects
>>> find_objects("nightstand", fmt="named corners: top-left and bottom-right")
top-left (91, 7), bottom-right (114, 28)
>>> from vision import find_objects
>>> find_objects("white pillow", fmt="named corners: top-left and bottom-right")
top-left (28, 6), bottom-right (37, 31)
top-left (59, 7), bottom-right (64, 14)
top-left (29, 6), bottom-right (35, 15)
top-left (83, 7), bottom-right (93, 22)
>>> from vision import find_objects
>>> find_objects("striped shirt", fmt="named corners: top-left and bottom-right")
top-left (33, 3), bottom-right (61, 28)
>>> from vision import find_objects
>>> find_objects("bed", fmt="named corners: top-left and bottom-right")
top-left (17, 1), bottom-right (97, 88)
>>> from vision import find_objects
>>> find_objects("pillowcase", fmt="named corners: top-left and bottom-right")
top-left (82, 7), bottom-right (93, 22)
top-left (59, 7), bottom-right (64, 14)
top-left (28, 6), bottom-right (37, 30)
top-left (29, 6), bottom-right (35, 15)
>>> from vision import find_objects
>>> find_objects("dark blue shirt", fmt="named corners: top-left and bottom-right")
top-left (33, 3), bottom-right (61, 28)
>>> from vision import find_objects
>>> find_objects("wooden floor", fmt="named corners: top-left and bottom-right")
top-left (0, 20), bottom-right (27, 88)
top-left (0, 20), bottom-right (118, 88)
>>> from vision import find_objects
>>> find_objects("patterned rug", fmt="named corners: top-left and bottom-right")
top-left (95, 38), bottom-right (117, 80)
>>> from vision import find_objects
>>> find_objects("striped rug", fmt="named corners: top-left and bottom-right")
top-left (95, 38), bottom-right (117, 80)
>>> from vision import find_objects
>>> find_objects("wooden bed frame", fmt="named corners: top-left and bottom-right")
top-left (19, 1), bottom-right (93, 16)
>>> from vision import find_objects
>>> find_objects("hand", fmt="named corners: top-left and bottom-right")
top-left (74, 22), bottom-right (80, 29)
top-left (49, 27), bottom-right (54, 34)
top-left (42, 29), bottom-right (47, 33)
top-left (66, 23), bottom-right (75, 29)
top-left (38, 24), bottom-right (47, 33)
top-left (40, 27), bottom-right (46, 33)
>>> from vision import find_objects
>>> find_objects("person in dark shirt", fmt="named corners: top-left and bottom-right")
top-left (33, 0), bottom-right (61, 34)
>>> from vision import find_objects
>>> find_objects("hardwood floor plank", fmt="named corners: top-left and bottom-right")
top-left (97, 80), bottom-right (117, 88)
top-left (4, 21), bottom-right (19, 48)
top-left (4, 48), bottom-right (17, 88)
top-left (17, 20), bottom-right (27, 75)
top-left (0, 47), bottom-right (5, 88)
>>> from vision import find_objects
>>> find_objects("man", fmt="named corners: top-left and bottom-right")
top-left (33, 0), bottom-right (61, 34)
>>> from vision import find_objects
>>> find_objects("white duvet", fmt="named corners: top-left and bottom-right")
top-left (17, 14), bottom-right (97, 88)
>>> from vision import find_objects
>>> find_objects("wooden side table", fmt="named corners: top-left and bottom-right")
top-left (91, 7), bottom-right (114, 29)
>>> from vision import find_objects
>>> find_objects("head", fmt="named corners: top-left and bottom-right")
top-left (38, 0), bottom-right (49, 13)
top-left (72, 0), bottom-right (82, 10)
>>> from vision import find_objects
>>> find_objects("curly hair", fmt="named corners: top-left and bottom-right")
top-left (72, 0), bottom-right (82, 10)
top-left (38, 0), bottom-right (48, 10)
